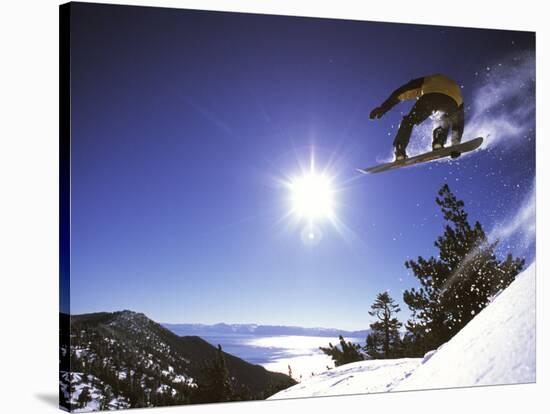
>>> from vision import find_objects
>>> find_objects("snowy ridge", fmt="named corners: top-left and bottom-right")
top-left (269, 263), bottom-right (535, 399)
top-left (62, 310), bottom-right (294, 411)
top-left (62, 311), bottom-right (198, 411)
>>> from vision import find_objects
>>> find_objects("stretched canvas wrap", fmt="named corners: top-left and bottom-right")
top-left (59, 2), bottom-right (536, 411)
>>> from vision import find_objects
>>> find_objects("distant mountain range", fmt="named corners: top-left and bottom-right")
top-left (162, 322), bottom-right (370, 338)
top-left (60, 310), bottom-right (294, 411)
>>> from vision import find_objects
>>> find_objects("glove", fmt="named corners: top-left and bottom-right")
top-left (369, 107), bottom-right (385, 120)
top-left (450, 151), bottom-right (461, 159)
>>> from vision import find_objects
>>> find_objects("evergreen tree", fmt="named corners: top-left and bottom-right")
top-left (194, 345), bottom-right (234, 403)
top-left (77, 386), bottom-right (92, 409)
top-left (403, 184), bottom-right (524, 356)
top-left (232, 383), bottom-right (253, 401)
top-left (101, 386), bottom-right (114, 410)
top-left (366, 292), bottom-right (403, 358)
top-left (364, 332), bottom-right (379, 359)
top-left (319, 336), bottom-right (364, 366)
top-left (261, 377), bottom-right (296, 399)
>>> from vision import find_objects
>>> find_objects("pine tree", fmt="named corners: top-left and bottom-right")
top-left (364, 332), bottom-right (379, 359)
top-left (194, 345), bottom-right (234, 403)
top-left (319, 336), bottom-right (364, 366)
top-left (366, 292), bottom-right (403, 358)
top-left (77, 386), bottom-right (92, 409)
top-left (101, 386), bottom-right (114, 410)
top-left (403, 184), bottom-right (524, 356)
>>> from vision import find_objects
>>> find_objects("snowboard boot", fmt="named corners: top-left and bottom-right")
top-left (394, 145), bottom-right (408, 161)
top-left (432, 126), bottom-right (447, 151)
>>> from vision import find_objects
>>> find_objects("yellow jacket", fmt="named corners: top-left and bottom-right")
top-left (396, 74), bottom-right (463, 106)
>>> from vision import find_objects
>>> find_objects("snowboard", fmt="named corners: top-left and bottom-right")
top-left (358, 137), bottom-right (483, 174)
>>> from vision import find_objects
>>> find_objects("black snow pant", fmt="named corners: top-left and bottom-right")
top-left (393, 93), bottom-right (464, 153)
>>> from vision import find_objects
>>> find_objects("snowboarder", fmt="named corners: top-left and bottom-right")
top-left (369, 74), bottom-right (464, 161)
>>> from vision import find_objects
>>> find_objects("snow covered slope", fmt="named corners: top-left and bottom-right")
top-left (396, 262), bottom-right (536, 390)
top-left (269, 263), bottom-right (535, 400)
top-left (268, 359), bottom-right (421, 399)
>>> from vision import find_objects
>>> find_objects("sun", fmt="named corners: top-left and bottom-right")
top-left (288, 171), bottom-right (335, 221)
top-left (277, 150), bottom-right (349, 246)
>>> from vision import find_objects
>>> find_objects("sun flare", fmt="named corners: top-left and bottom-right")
top-left (288, 172), bottom-right (335, 221)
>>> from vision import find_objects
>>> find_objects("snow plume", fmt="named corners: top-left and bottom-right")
top-left (464, 51), bottom-right (535, 149)
top-left (488, 180), bottom-right (536, 251)
top-left (442, 180), bottom-right (535, 292)
top-left (380, 111), bottom-right (446, 162)
top-left (381, 51), bottom-right (535, 161)
top-left (404, 112), bottom-right (448, 157)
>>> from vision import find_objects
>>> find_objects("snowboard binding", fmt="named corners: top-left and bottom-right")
top-left (394, 144), bottom-right (408, 161)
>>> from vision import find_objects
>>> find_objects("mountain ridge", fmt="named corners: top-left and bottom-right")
top-left (163, 322), bottom-right (370, 338)
top-left (60, 310), bottom-right (294, 411)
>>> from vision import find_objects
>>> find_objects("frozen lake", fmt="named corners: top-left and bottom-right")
top-left (200, 334), bottom-right (364, 381)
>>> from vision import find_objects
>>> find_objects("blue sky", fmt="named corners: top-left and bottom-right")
top-left (65, 3), bottom-right (535, 330)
